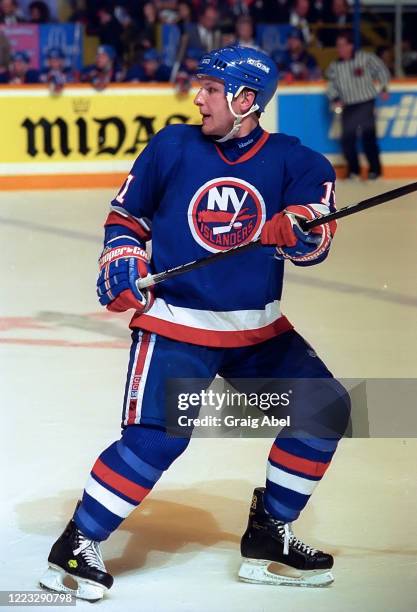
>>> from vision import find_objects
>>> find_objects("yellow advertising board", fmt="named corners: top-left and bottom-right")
top-left (0, 82), bottom-right (278, 188)
top-left (0, 84), bottom-right (201, 173)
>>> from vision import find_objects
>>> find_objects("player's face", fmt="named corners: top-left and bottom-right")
top-left (194, 77), bottom-right (234, 137)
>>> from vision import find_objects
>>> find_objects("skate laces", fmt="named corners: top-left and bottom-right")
top-left (274, 520), bottom-right (318, 556)
top-left (73, 532), bottom-right (106, 571)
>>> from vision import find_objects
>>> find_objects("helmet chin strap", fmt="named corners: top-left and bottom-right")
top-left (215, 91), bottom-right (259, 143)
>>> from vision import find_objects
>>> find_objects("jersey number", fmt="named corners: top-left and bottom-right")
top-left (321, 181), bottom-right (336, 206)
top-left (115, 174), bottom-right (134, 204)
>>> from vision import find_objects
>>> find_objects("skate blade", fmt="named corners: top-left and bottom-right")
top-left (39, 564), bottom-right (106, 602)
top-left (238, 558), bottom-right (334, 587)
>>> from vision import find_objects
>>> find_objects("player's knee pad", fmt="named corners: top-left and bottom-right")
top-left (121, 424), bottom-right (190, 471)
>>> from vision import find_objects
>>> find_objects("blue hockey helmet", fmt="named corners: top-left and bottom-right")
top-left (197, 45), bottom-right (278, 113)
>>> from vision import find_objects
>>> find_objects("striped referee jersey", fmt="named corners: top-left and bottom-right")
top-left (326, 50), bottom-right (390, 105)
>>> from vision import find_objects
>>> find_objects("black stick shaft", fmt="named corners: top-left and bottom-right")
top-left (140, 240), bottom-right (260, 287)
top-left (138, 181), bottom-right (417, 289)
top-left (299, 181), bottom-right (417, 230)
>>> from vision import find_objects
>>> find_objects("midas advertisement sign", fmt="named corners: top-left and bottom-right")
top-left (0, 86), bottom-right (201, 171)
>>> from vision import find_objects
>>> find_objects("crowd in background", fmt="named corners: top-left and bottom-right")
top-left (0, 0), bottom-right (416, 91)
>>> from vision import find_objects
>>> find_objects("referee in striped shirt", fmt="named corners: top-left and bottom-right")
top-left (326, 30), bottom-right (390, 179)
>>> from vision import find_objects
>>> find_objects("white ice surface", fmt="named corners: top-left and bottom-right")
top-left (1, 180), bottom-right (416, 612)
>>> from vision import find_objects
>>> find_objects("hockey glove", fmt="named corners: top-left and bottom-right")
top-left (97, 236), bottom-right (154, 313)
top-left (260, 205), bottom-right (333, 264)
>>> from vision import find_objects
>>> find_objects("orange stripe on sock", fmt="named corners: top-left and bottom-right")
top-left (92, 458), bottom-right (150, 503)
top-left (269, 445), bottom-right (330, 478)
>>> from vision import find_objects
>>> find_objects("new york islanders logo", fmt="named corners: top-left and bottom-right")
top-left (188, 177), bottom-right (266, 252)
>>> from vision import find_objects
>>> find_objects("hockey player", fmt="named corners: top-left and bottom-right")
top-left (40, 46), bottom-right (350, 601)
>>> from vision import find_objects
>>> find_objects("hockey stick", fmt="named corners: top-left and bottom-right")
top-left (298, 180), bottom-right (417, 230)
top-left (169, 32), bottom-right (189, 83)
top-left (137, 181), bottom-right (417, 289)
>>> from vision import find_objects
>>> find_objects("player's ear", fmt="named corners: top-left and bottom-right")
top-left (239, 88), bottom-right (256, 112)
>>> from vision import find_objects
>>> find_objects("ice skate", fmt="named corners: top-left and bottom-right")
top-left (39, 513), bottom-right (113, 602)
top-left (239, 487), bottom-right (334, 587)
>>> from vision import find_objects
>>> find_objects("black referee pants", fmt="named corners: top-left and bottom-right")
top-left (341, 99), bottom-right (381, 177)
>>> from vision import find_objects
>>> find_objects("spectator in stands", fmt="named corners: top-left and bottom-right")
top-left (220, 24), bottom-right (236, 48)
top-left (217, 0), bottom-right (255, 33)
top-left (135, 1), bottom-right (159, 56)
top-left (28, 0), bottom-right (51, 23)
top-left (0, 50), bottom-right (39, 83)
top-left (155, 0), bottom-right (179, 12)
top-left (275, 27), bottom-right (321, 81)
top-left (68, 0), bottom-right (89, 26)
top-left (234, 15), bottom-right (262, 51)
top-left (0, 29), bottom-right (11, 77)
top-left (178, 46), bottom-right (202, 77)
top-left (81, 44), bottom-right (124, 89)
top-left (326, 30), bottom-right (390, 179)
top-left (120, 1), bottom-right (165, 67)
top-left (376, 45), bottom-right (395, 77)
top-left (319, 0), bottom-right (352, 47)
top-left (0, 0), bottom-right (25, 23)
top-left (177, 1), bottom-right (194, 35)
top-left (179, 46), bottom-right (202, 76)
top-left (113, 3), bottom-right (132, 28)
top-left (40, 47), bottom-right (75, 93)
top-left (402, 38), bottom-right (417, 76)
top-left (250, 0), bottom-right (289, 24)
top-left (74, 0), bottom-right (102, 34)
top-left (124, 48), bottom-right (171, 82)
top-left (118, 15), bottom-right (139, 67)
top-left (157, 0), bottom-right (179, 25)
top-left (96, 2), bottom-right (124, 59)
top-left (173, 46), bottom-right (203, 93)
top-left (186, 6), bottom-right (222, 54)
top-left (119, 1), bottom-right (161, 67)
top-left (310, 0), bottom-right (326, 22)
top-left (289, 0), bottom-right (316, 46)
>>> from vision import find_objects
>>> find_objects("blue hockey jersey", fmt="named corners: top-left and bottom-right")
top-left (105, 124), bottom-right (336, 347)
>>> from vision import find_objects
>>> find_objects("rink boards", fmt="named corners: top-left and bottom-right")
top-left (0, 81), bottom-right (416, 188)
